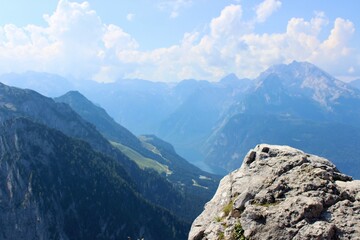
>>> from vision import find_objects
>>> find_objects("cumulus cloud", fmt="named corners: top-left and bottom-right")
top-left (210, 4), bottom-right (244, 38)
top-left (255, 0), bottom-right (282, 22)
top-left (154, 6), bottom-right (357, 81)
top-left (227, 13), bottom-right (357, 78)
top-left (0, 0), bottom-right (137, 82)
top-left (138, 3), bottom-right (356, 81)
top-left (321, 18), bottom-right (354, 52)
top-left (103, 24), bottom-right (138, 51)
top-left (0, 0), bottom-right (358, 82)
top-left (310, 18), bottom-right (356, 77)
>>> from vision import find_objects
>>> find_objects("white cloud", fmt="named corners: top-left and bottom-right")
top-left (210, 5), bottom-right (244, 38)
top-left (0, 0), bottom-right (138, 82)
top-left (116, 3), bottom-right (356, 82)
top-left (103, 24), bottom-right (138, 51)
top-left (126, 13), bottom-right (135, 21)
top-left (123, 3), bottom-right (357, 81)
top-left (310, 18), bottom-right (356, 77)
top-left (255, 0), bottom-right (282, 23)
top-left (321, 18), bottom-right (354, 51)
top-left (0, 0), bottom-right (99, 77)
top-left (0, 1), bottom-right (358, 82)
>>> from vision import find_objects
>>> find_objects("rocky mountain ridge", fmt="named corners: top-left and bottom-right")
top-left (55, 90), bottom-right (220, 215)
top-left (203, 62), bottom-right (360, 177)
top-left (0, 117), bottom-right (187, 240)
top-left (2, 62), bottom-right (360, 178)
top-left (257, 61), bottom-right (359, 108)
top-left (189, 144), bottom-right (360, 239)
top-left (0, 82), bottom-right (219, 238)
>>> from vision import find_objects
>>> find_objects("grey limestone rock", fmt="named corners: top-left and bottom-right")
top-left (189, 144), bottom-right (360, 240)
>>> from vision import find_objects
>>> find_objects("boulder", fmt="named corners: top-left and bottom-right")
top-left (189, 144), bottom-right (360, 240)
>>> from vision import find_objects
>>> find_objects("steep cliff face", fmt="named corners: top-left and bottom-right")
top-left (189, 144), bottom-right (360, 240)
top-left (55, 90), bottom-right (220, 221)
top-left (0, 82), bottom-right (213, 223)
top-left (0, 118), bottom-right (187, 240)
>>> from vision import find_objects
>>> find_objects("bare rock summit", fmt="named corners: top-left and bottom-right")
top-left (189, 144), bottom-right (360, 240)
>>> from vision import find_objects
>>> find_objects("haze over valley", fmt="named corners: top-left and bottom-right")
top-left (3, 61), bottom-right (360, 178)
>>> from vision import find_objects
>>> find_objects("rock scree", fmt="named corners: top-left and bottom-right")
top-left (189, 144), bottom-right (360, 240)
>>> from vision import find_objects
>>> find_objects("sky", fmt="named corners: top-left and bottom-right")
top-left (0, 0), bottom-right (359, 82)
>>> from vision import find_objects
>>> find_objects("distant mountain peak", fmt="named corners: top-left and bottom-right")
top-left (0, 71), bottom-right (73, 97)
top-left (64, 90), bottom-right (82, 95)
top-left (260, 61), bottom-right (331, 81)
top-left (220, 73), bottom-right (239, 82)
top-left (289, 60), bottom-right (315, 68)
top-left (257, 61), bottom-right (359, 107)
top-left (219, 73), bottom-right (253, 91)
top-left (60, 90), bottom-right (87, 100)
top-left (56, 90), bottom-right (99, 110)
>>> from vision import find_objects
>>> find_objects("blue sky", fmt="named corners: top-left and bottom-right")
top-left (0, 0), bottom-right (359, 82)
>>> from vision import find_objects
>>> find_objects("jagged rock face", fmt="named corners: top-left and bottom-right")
top-left (189, 144), bottom-right (360, 240)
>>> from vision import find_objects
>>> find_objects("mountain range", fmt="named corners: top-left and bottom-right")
top-left (54, 90), bottom-right (219, 211)
top-left (1, 61), bottom-right (360, 179)
top-left (204, 62), bottom-right (360, 177)
top-left (0, 82), bottom-right (220, 239)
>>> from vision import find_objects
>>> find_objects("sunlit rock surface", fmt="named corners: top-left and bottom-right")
top-left (189, 144), bottom-right (360, 240)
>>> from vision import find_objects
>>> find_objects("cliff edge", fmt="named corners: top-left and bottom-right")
top-left (189, 144), bottom-right (360, 240)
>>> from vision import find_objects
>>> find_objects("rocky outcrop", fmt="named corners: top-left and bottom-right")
top-left (189, 144), bottom-right (360, 240)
